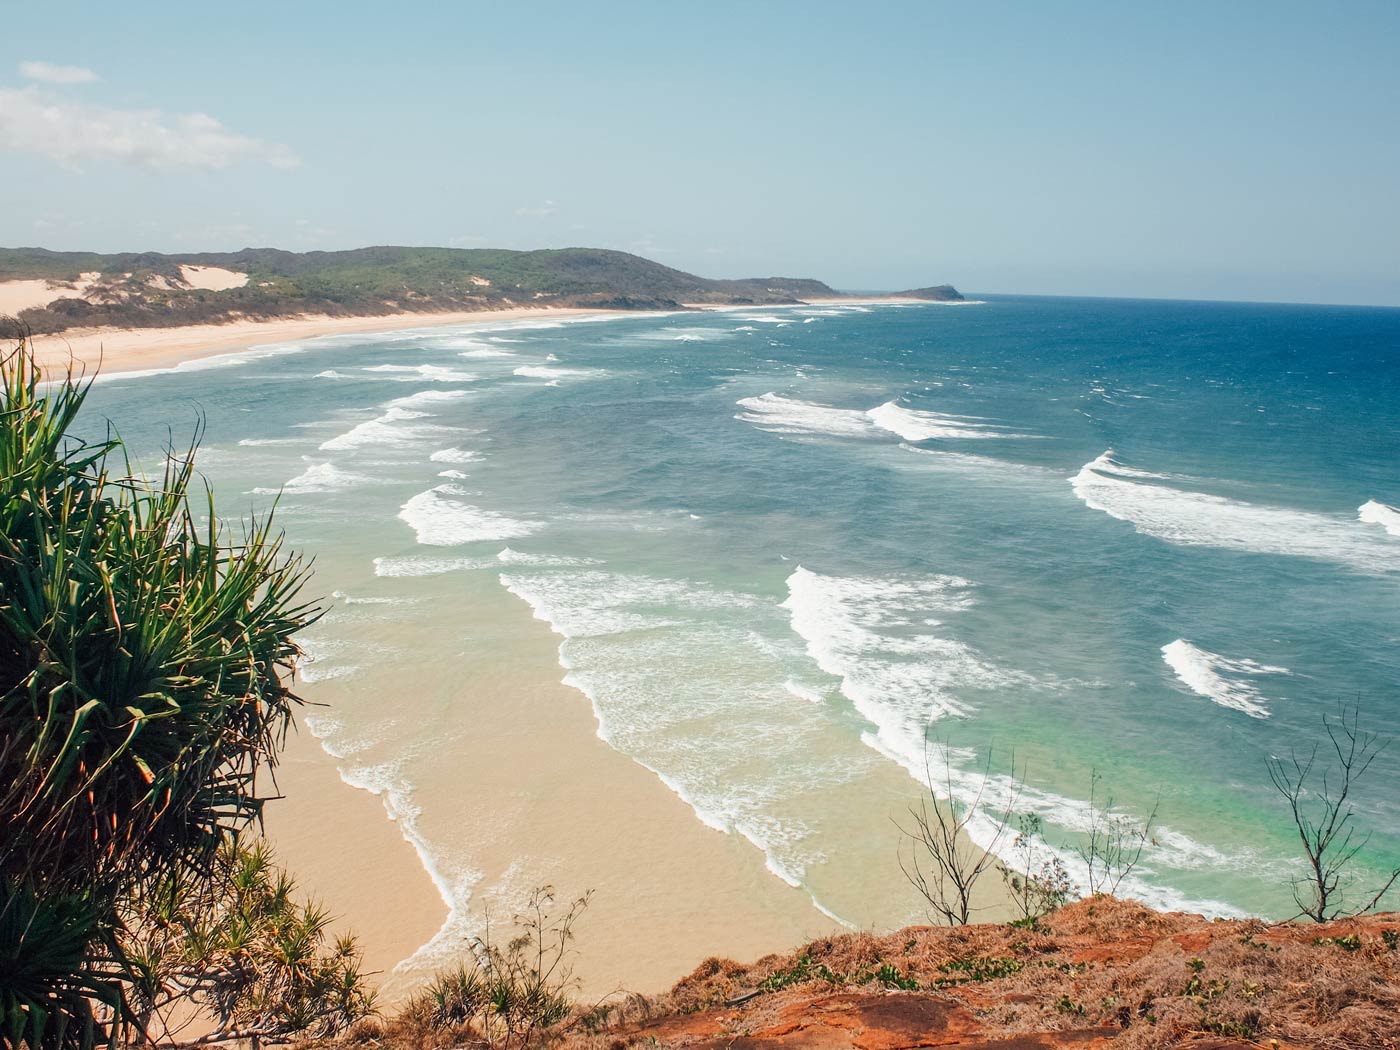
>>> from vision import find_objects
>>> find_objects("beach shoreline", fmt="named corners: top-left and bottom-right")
top-left (22, 307), bottom-right (615, 378)
top-left (20, 299), bottom-right (931, 378)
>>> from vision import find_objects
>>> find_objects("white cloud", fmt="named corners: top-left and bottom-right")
top-left (515, 199), bottom-right (557, 217)
top-left (19, 60), bottom-right (99, 85)
top-left (0, 86), bottom-right (299, 170)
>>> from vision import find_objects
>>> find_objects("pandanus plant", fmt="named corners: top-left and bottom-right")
top-left (0, 338), bottom-right (318, 1047)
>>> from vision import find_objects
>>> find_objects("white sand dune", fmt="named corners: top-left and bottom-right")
top-left (0, 271), bottom-right (101, 314)
top-left (179, 264), bottom-right (248, 290)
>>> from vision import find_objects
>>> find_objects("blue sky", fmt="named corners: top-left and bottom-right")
top-left (4, 1), bottom-right (1398, 305)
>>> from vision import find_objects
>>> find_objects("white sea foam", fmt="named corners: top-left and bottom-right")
top-left (512, 364), bottom-right (598, 380)
top-left (252, 461), bottom-right (373, 495)
top-left (1161, 639), bottom-right (1288, 719)
top-left (399, 486), bottom-right (542, 546)
top-left (331, 590), bottom-right (416, 607)
top-left (497, 564), bottom-right (874, 903)
top-left (657, 326), bottom-right (722, 342)
top-left (319, 389), bottom-right (468, 452)
top-left (504, 559), bottom-right (1239, 917)
top-left (775, 565), bottom-right (1243, 914)
top-left (390, 389), bottom-right (473, 410)
top-left (362, 363), bottom-right (480, 382)
top-left (85, 340), bottom-right (307, 384)
top-left (319, 406), bottom-right (429, 451)
top-left (319, 748), bottom-right (487, 980)
top-left (1071, 450), bottom-right (1400, 573)
top-left (735, 392), bottom-right (875, 437)
top-left (295, 635), bottom-right (361, 683)
top-left (1359, 499), bottom-right (1400, 537)
top-left (238, 436), bottom-right (302, 446)
top-left (429, 447), bottom-right (481, 464)
top-left (783, 680), bottom-right (825, 703)
top-left (738, 393), bottom-right (1027, 445)
top-left (867, 400), bottom-right (1023, 441)
top-left (372, 554), bottom-right (497, 577)
top-left (437, 468), bottom-right (469, 479)
top-left (495, 547), bottom-right (603, 567)
top-left (782, 566), bottom-right (1020, 746)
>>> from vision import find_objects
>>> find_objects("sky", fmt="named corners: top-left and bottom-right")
top-left (3, 1), bottom-right (1399, 305)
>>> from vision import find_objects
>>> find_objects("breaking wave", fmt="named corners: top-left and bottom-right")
top-left (1161, 639), bottom-right (1289, 719)
top-left (1359, 499), bottom-right (1400, 537)
top-left (252, 461), bottom-right (374, 495)
top-left (399, 486), bottom-right (543, 545)
top-left (319, 390), bottom-right (469, 451)
top-left (1072, 451), bottom-right (1400, 573)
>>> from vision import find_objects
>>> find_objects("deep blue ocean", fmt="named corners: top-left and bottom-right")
top-left (85, 294), bottom-right (1400, 932)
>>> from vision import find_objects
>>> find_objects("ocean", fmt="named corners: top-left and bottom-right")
top-left (81, 295), bottom-right (1400, 968)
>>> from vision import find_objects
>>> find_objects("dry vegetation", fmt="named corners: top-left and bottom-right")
top-left (498, 898), bottom-right (1395, 1050)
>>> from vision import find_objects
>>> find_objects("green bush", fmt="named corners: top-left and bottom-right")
top-left (0, 340), bottom-right (317, 1046)
top-left (120, 840), bottom-right (374, 1042)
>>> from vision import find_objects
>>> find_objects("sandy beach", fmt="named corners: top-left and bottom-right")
top-left (41, 299), bottom-right (1001, 1004)
top-left (21, 307), bottom-right (611, 379)
top-left (17, 299), bottom-right (933, 379)
top-left (263, 575), bottom-right (846, 1003)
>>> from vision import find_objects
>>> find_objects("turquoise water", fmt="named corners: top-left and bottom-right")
top-left (83, 296), bottom-right (1400, 935)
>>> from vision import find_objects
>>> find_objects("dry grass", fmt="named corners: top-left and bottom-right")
top-left (544, 897), bottom-right (1400, 1050)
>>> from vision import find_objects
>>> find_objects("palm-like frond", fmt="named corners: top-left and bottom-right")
top-left (0, 339), bottom-right (320, 1045)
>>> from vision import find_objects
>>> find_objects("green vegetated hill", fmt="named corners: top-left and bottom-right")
top-left (0, 245), bottom-right (937, 335)
top-left (896, 284), bottom-right (966, 301)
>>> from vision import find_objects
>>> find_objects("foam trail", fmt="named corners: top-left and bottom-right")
top-left (734, 393), bottom-right (875, 437)
top-left (867, 400), bottom-right (1024, 441)
top-left (782, 566), bottom-right (1020, 750)
top-left (373, 554), bottom-right (497, 577)
top-left (1161, 639), bottom-right (1289, 719)
top-left (399, 486), bottom-right (542, 545)
top-left (781, 566), bottom-right (1242, 916)
top-left (299, 728), bottom-right (485, 979)
top-left (319, 389), bottom-right (468, 452)
top-left (430, 447), bottom-right (481, 464)
top-left (1360, 499), bottom-right (1400, 537)
top-left (252, 461), bottom-right (373, 495)
top-left (497, 563), bottom-right (874, 909)
top-left (513, 364), bottom-right (599, 380)
top-left (1072, 451), bottom-right (1400, 573)
top-left (295, 635), bottom-right (361, 683)
top-left (361, 364), bottom-right (480, 382)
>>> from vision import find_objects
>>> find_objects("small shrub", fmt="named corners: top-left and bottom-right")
top-left (120, 840), bottom-right (375, 1043)
top-left (869, 964), bottom-right (920, 991)
top-left (758, 954), bottom-right (841, 992)
top-left (1055, 994), bottom-right (1086, 1015)
top-left (936, 955), bottom-right (1023, 983)
top-left (1000, 813), bottom-right (1075, 923)
top-left (1312, 934), bottom-right (1362, 951)
top-left (398, 886), bottom-right (591, 1050)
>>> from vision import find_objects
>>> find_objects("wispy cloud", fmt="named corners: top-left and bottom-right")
top-left (19, 60), bottom-right (99, 85)
top-left (515, 200), bottom-right (558, 218)
top-left (0, 86), bottom-right (299, 170)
